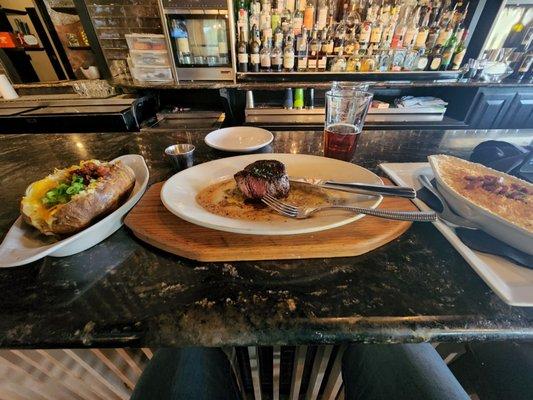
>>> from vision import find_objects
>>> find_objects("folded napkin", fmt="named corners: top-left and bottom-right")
top-left (417, 182), bottom-right (533, 269)
top-left (395, 96), bottom-right (448, 108)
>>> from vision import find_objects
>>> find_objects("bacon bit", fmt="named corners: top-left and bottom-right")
top-left (71, 162), bottom-right (111, 184)
top-left (463, 174), bottom-right (530, 202)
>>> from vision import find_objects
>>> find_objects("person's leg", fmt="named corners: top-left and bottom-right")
top-left (342, 343), bottom-right (469, 400)
top-left (131, 347), bottom-right (241, 400)
top-left (465, 341), bottom-right (533, 400)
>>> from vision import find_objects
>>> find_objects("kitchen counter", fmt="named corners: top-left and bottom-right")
top-left (0, 129), bottom-right (532, 348)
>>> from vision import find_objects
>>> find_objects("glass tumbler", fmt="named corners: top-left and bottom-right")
top-left (324, 90), bottom-right (373, 161)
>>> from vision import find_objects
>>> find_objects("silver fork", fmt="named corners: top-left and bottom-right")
top-left (261, 194), bottom-right (437, 222)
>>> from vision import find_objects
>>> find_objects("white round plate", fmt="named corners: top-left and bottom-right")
top-left (161, 153), bottom-right (383, 235)
top-left (204, 126), bottom-right (274, 152)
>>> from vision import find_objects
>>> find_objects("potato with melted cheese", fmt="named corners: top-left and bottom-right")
top-left (20, 160), bottom-right (135, 236)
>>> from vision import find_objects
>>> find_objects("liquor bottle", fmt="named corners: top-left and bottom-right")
top-left (281, 8), bottom-right (291, 32)
top-left (303, 0), bottom-right (315, 30)
top-left (330, 48), bottom-right (347, 71)
top-left (391, 12), bottom-right (406, 49)
top-left (380, 0), bottom-right (392, 26)
top-left (344, 30), bottom-right (358, 55)
top-left (359, 16), bottom-right (372, 50)
top-left (415, 47), bottom-right (429, 70)
top-left (250, 29), bottom-right (261, 71)
top-left (251, 0), bottom-right (261, 15)
top-left (238, 29), bottom-right (249, 72)
top-left (346, 51), bottom-right (361, 71)
top-left (250, 23), bottom-right (261, 46)
top-left (381, 19), bottom-right (395, 49)
top-left (320, 27), bottom-right (334, 70)
top-left (455, 2), bottom-right (469, 41)
top-left (286, 0), bottom-right (295, 12)
top-left (316, 0), bottom-right (328, 30)
top-left (271, 41), bottom-right (283, 71)
top-left (283, 35), bottom-right (295, 71)
top-left (333, 20), bottom-right (346, 55)
top-left (425, 6), bottom-right (441, 50)
top-left (260, 38), bottom-right (272, 71)
top-left (426, 44), bottom-right (442, 71)
top-left (377, 49), bottom-right (392, 71)
top-left (307, 27), bottom-right (320, 70)
top-left (297, 27), bottom-right (309, 71)
top-left (436, 23), bottom-right (453, 47)
top-left (237, 0), bottom-right (249, 42)
top-left (250, 0), bottom-right (261, 32)
top-left (403, 7), bottom-right (420, 48)
top-left (403, 47), bottom-right (419, 70)
top-left (272, 8), bottom-right (281, 30)
top-left (370, 15), bottom-right (383, 46)
top-left (274, 24), bottom-right (284, 47)
top-left (436, 10), bottom-right (454, 47)
top-left (293, 0), bottom-right (304, 35)
top-left (440, 26), bottom-right (458, 70)
top-left (345, 0), bottom-right (362, 33)
top-left (360, 47), bottom-right (376, 71)
top-left (260, 6), bottom-right (272, 32)
top-left (415, 5), bottom-right (430, 50)
top-left (451, 29), bottom-right (468, 70)
top-left (171, 19), bottom-right (191, 65)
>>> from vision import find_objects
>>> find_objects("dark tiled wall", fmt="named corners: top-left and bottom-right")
top-left (83, 0), bottom-right (164, 79)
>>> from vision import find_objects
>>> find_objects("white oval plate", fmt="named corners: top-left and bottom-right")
top-left (204, 126), bottom-right (274, 152)
top-left (0, 154), bottom-right (149, 268)
top-left (161, 153), bottom-right (383, 235)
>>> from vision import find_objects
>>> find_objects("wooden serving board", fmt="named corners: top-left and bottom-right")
top-left (124, 180), bottom-right (417, 262)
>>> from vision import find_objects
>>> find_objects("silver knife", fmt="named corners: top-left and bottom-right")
top-left (289, 177), bottom-right (417, 199)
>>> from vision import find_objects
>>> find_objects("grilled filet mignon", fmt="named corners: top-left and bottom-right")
top-left (234, 160), bottom-right (290, 200)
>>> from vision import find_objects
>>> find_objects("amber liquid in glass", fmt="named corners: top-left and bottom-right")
top-left (323, 123), bottom-right (361, 161)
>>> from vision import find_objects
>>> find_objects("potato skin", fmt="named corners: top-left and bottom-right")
top-left (48, 163), bottom-right (135, 235)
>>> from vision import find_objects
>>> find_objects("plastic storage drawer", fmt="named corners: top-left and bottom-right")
top-left (125, 34), bottom-right (167, 51)
top-left (129, 50), bottom-right (170, 67)
top-left (130, 65), bottom-right (173, 82)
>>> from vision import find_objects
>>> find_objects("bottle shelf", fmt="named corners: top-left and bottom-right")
top-left (237, 70), bottom-right (461, 82)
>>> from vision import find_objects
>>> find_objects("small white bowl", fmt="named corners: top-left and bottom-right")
top-left (204, 126), bottom-right (273, 152)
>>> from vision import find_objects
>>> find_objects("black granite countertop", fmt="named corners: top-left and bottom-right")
top-left (113, 78), bottom-right (533, 90)
top-left (0, 129), bottom-right (532, 349)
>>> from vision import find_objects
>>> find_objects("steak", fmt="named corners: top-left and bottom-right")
top-left (234, 160), bottom-right (290, 200)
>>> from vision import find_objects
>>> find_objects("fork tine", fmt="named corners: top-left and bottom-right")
top-left (263, 194), bottom-right (299, 211)
top-left (262, 196), bottom-right (298, 214)
top-left (261, 197), bottom-right (297, 217)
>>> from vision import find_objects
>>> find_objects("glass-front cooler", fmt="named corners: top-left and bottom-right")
top-left (161, 0), bottom-right (235, 81)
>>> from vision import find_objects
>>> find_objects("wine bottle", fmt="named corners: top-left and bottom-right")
top-left (238, 28), bottom-right (249, 72)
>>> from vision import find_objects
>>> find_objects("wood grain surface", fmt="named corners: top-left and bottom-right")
top-left (124, 180), bottom-right (418, 262)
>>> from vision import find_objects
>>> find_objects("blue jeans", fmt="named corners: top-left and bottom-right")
top-left (131, 344), bottom-right (468, 400)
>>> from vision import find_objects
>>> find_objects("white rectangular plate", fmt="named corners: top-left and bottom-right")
top-left (380, 162), bottom-right (533, 307)
top-left (0, 154), bottom-right (149, 268)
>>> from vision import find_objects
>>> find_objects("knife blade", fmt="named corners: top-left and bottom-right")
top-left (289, 177), bottom-right (417, 199)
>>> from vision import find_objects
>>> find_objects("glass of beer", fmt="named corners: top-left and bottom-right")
top-left (324, 90), bottom-right (373, 161)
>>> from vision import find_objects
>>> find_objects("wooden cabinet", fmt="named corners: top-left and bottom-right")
top-left (466, 88), bottom-right (533, 129)
top-left (496, 91), bottom-right (533, 129)
top-left (466, 89), bottom-right (515, 129)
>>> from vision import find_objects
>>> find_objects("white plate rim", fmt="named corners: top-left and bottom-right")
top-left (0, 154), bottom-right (149, 268)
top-left (161, 153), bottom-right (383, 236)
top-left (204, 126), bottom-right (274, 152)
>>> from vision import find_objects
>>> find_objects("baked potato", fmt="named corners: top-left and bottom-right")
top-left (20, 159), bottom-right (135, 236)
